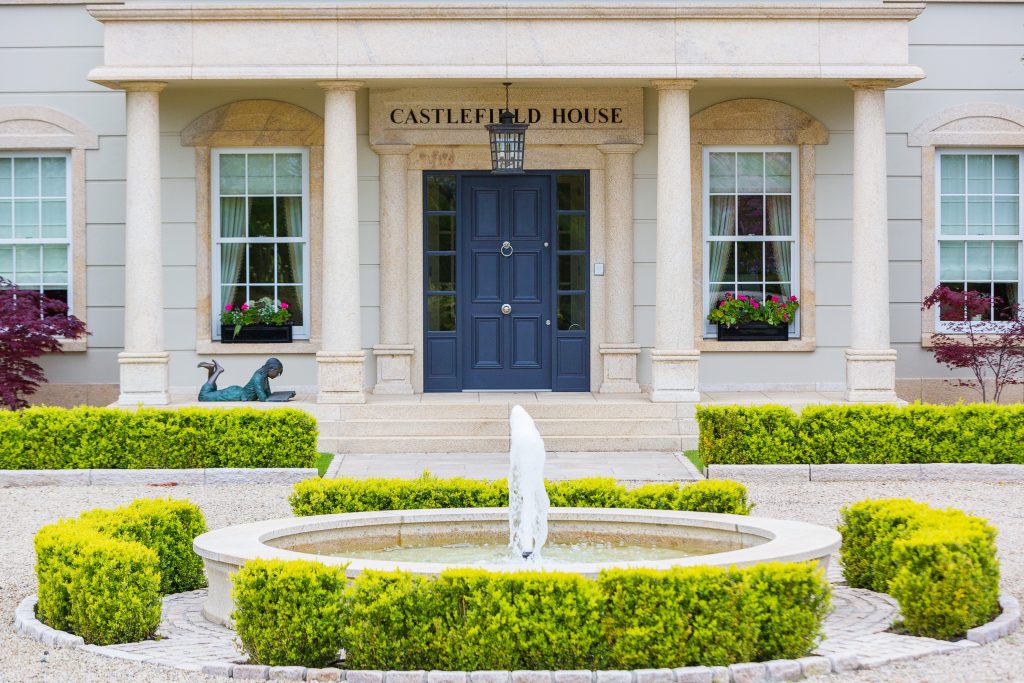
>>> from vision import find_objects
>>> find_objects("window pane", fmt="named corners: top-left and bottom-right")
top-left (765, 196), bottom-right (792, 236)
top-left (276, 196), bottom-right (303, 238)
top-left (994, 196), bottom-right (1019, 235)
top-left (250, 285), bottom-right (274, 303)
top-left (43, 287), bottom-right (67, 304)
top-left (938, 281), bottom-right (965, 321)
top-left (0, 245), bottom-right (12, 279)
top-left (247, 154), bottom-right (274, 194)
top-left (940, 197), bottom-right (966, 235)
top-left (40, 158), bottom-right (66, 196)
top-left (708, 153), bottom-right (735, 193)
top-left (994, 283), bottom-right (1019, 320)
top-left (277, 243), bottom-right (302, 283)
top-left (14, 200), bottom-right (38, 238)
top-left (248, 196), bottom-right (274, 237)
top-left (275, 153), bottom-right (302, 195)
top-left (277, 285), bottom-right (304, 326)
top-left (0, 200), bottom-right (10, 239)
top-left (939, 241), bottom-right (965, 280)
top-left (220, 244), bottom-right (245, 284)
top-left (248, 243), bottom-right (275, 283)
top-left (940, 155), bottom-right (965, 194)
top-left (967, 155), bottom-right (992, 194)
top-left (219, 154), bottom-right (246, 195)
top-left (709, 196), bottom-right (735, 236)
top-left (765, 241), bottom-right (792, 283)
top-left (14, 245), bottom-right (40, 283)
top-left (0, 158), bottom-right (10, 198)
top-left (426, 175), bottom-right (456, 212)
top-left (428, 255), bottom-right (456, 291)
top-left (556, 175), bottom-right (586, 211)
top-left (736, 242), bottom-right (763, 282)
top-left (428, 215), bottom-right (457, 251)
top-left (737, 195), bottom-right (764, 236)
top-left (427, 295), bottom-right (456, 331)
top-left (557, 294), bottom-right (586, 331)
top-left (966, 241), bottom-right (991, 280)
top-left (707, 241), bottom-right (735, 283)
top-left (221, 285), bottom-right (246, 310)
top-left (765, 152), bottom-right (791, 193)
top-left (708, 283), bottom-right (733, 307)
top-left (737, 153), bottom-right (763, 193)
top-left (220, 197), bottom-right (246, 237)
top-left (967, 196), bottom-right (992, 235)
top-left (41, 200), bottom-right (66, 238)
top-left (42, 245), bottom-right (67, 285)
top-left (13, 158), bottom-right (38, 197)
top-left (558, 254), bottom-right (586, 291)
top-left (993, 241), bottom-right (1018, 280)
top-left (994, 155), bottom-right (1019, 195)
top-left (764, 282), bottom-right (793, 300)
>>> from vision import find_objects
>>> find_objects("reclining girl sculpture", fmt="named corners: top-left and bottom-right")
top-left (197, 358), bottom-right (295, 402)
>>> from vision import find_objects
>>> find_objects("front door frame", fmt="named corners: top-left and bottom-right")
top-left (423, 169), bottom-right (591, 392)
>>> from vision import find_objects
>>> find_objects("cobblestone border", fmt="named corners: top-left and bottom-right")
top-left (0, 467), bottom-right (318, 488)
top-left (14, 594), bottom-right (1020, 682)
top-left (705, 464), bottom-right (1024, 482)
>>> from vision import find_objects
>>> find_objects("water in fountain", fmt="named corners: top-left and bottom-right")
top-left (508, 405), bottom-right (549, 561)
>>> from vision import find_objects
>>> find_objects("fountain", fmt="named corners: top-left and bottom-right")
top-left (193, 406), bottom-right (842, 626)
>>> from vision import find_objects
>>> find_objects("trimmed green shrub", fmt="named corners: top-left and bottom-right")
top-left (232, 560), bottom-right (829, 669)
top-left (839, 499), bottom-right (1000, 639)
top-left (0, 406), bottom-right (317, 470)
top-left (290, 474), bottom-right (752, 516)
top-left (34, 498), bottom-right (208, 644)
top-left (233, 559), bottom-right (348, 667)
top-left (697, 403), bottom-right (1024, 464)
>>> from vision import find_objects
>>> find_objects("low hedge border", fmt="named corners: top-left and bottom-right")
top-left (289, 475), bottom-right (752, 517)
top-left (1, 406), bottom-right (318, 470)
top-left (697, 403), bottom-right (1024, 465)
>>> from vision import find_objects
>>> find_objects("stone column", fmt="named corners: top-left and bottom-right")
top-left (372, 144), bottom-right (415, 394)
top-left (845, 81), bottom-right (898, 402)
top-left (650, 80), bottom-right (700, 402)
top-left (316, 82), bottom-right (366, 403)
top-left (597, 144), bottom-right (642, 393)
top-left (118, 82), bottom-right (170, 406)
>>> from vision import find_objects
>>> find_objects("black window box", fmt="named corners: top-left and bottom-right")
top-left (716, 322), bottom-right (789, 342)
top-left (219, 324), bottom-right (293, 344)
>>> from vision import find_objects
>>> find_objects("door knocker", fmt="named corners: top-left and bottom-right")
top-left (500, 241), bottom-right (514, 257)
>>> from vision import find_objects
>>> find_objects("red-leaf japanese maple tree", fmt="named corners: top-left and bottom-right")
top-left (922, 285), bottom-right (1024, 403)
top-left (0, 278), bottom-right (88, 409)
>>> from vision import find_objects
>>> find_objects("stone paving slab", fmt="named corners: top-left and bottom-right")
top-left (705, 463), bottom-right (1024, 483)
top-left (0, 467), bottom-right (318, 488)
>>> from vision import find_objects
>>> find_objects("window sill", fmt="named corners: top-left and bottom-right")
top-left (698, 337), bottom-right (816, 352)
top-left (58, 338), bottom-right (87, 353)
top-left (196, 339), bottom-right (321, 355)
top-left (921, 333), bottom-right (1022, 349)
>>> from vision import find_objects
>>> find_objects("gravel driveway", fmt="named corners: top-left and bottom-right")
top-left (0, 479), bottom-right (1020, 683)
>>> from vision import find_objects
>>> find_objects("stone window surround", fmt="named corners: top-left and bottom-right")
top-left (689, 98), bottom-right (827, 352)
top-left (0, 105), bottom-right (97, 353)
top-left (181, 99), bottom-right (325, 355)
top-left (909, 102), bottom-right (1024, 348)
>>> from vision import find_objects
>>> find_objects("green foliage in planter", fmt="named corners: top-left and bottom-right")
top-left (33, 499), bottom-right (208, 644)
top-left (289, 474), bottom-right (752, 516)
top-left (232, 559), bottom-right (348, 667)
top-left (697, 403), bottom-right (1024, 464)
top-left (0, 406), bottom-right (317, 470)
top-left (231, 560), bottom-right (828, 669)
top-left (839, 499), bottom-right (1000, 639)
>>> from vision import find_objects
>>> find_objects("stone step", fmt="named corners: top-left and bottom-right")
top-left (319, 435), bottom-right (697, 454)
top-left (330, 417), bottom-right (687, 438)
top-left (336, 401), bottom-right (680, 421)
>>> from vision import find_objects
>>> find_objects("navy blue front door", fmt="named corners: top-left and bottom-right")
top-left (461, 175), bottom-right (551, 390)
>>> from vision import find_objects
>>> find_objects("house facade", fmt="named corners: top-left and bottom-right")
top-left (2, 0), bottom-right (1023, 406)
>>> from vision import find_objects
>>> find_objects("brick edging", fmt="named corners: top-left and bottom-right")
top-left (705, 463), bottom-right (1024, 482)
top-left (0, 468), bottom-right (318, 488)
top-left (14, 593), bottom-right (1021, 681)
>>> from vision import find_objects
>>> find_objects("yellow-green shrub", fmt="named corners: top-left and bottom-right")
top-left (232, 560), bottom-right (347, 667)
top-left (290, 474), bottom-right (752, 516)
top-left (0, 406), bottom-right (317, 469)
top-left (839, 499), bottom-right (1000, 639)
top-left (33, 499), bottom-right (208, 644)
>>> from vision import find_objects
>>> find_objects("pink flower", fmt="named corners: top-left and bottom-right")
top-left (782, 314), bottom-right (789, 322)
top-left (751, 301), bottom-right (760, 309)
top-left (719, 301), bottom-right (726, 307)
top-left (789, 295), bottom-right (798, 302)
top-left (224, 304), bottom-right (232, 312)
top-left (771, 295), bottom-right (780, 303)
top-left (280, 302), bottom-right (289, 309)
top-left (241, 304), bottom-right (249, 311)
top-left (737, 294), bottom-right (747, 301)
top-left (725, 292), bottom-right (734, 299)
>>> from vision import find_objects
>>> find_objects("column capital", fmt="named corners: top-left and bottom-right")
top-left (317, 80), bottom-right (364, 92)
top-left (370, 143), bottom-right (415, 156)
top-left (846, 78), bottom-right (916, 92)
top-left (597, 143), bottom-right (642, 156)
top-left (119, 81), bottom-right (167, 93)
top-left (651, 79), bottom-right (698, 92)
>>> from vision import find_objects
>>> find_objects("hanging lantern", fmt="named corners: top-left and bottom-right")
top-left (486, 82), bottom-right (528, 174)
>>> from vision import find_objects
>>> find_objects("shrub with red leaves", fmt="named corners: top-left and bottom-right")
top-left (922, 285), bottom-right (1024, 403)
top-left (0, 278), bottom-right (88, 409)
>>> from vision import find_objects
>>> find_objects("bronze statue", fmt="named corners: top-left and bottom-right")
top-left (197, 358), bottom-right (295, 402)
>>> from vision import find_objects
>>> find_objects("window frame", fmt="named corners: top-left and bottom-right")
top-left (210, 147), bottom-right (312, 340)
top-left (0, 151), bottom-right (74, 311)
top-left (701, 144), bottom-right (801, 338)
top-left (934, 148), bottom-right (1023, 333)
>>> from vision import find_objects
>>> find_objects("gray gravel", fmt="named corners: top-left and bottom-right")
top-left (0, 480), bottom-right (1021, 683)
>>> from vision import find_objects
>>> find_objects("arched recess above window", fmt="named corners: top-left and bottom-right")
top-left (182, 99), bottom-right (326, 354)
top-left (688, 98), bottom-right (827, 352)
top-left (909, 102), bottom-right (1024, 148)
top-left (0, 106), bottom-right (98, 351)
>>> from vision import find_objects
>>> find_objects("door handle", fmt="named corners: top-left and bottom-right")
top-left (500, 241), bottom-right (514, 257)
top-left (501, 304), bottom-right (512, 315)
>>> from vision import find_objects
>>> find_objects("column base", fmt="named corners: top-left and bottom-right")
top-left (599, 343), bottom-right (641, 393)
top-left (316, 351), bottom-right (366, 404)
top-left (117, 352), bottom-right (170, 406)
top-left (650, 349), bottom-right (701, 402)
top-left (844, 348), bottom-right (899, 402)
top-left (373, 344), bottom-right (414, 395)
